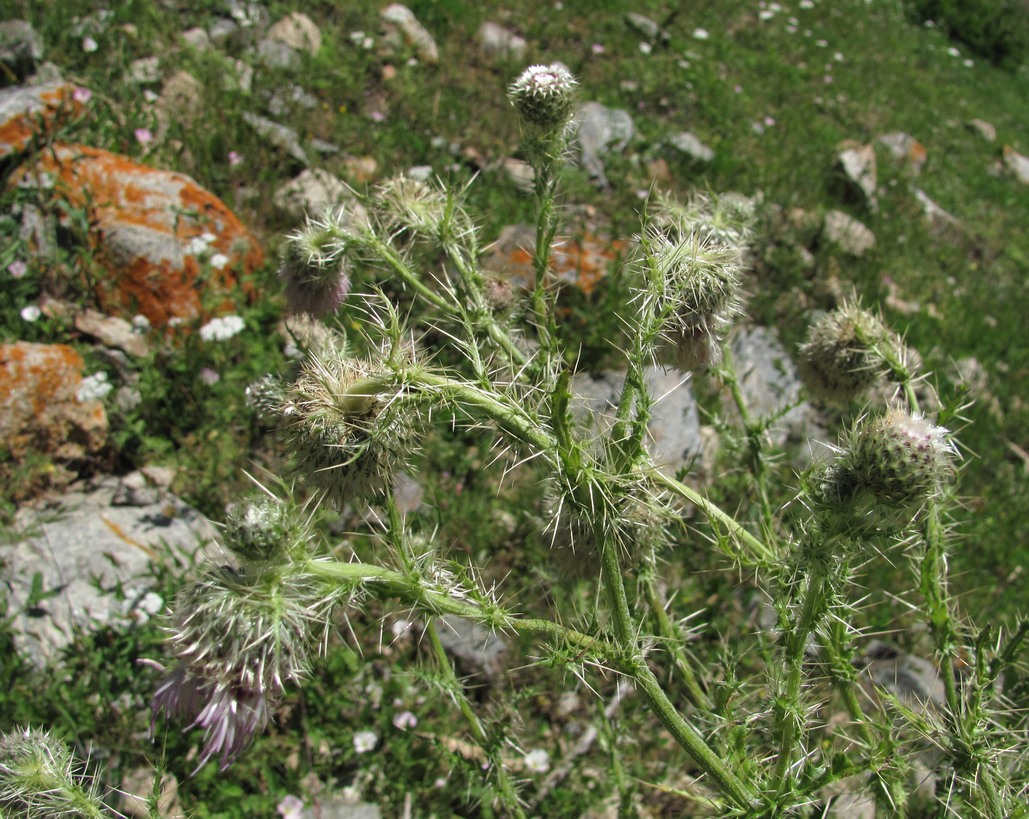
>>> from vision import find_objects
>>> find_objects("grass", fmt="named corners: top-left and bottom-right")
top-left (1, 0), bottom-right (1027, 815)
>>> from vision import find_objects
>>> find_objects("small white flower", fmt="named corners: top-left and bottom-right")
top-left (20, 305), bottom-right (41, 322)
top-left (132, 314), bottom-right (151, 332)
top-left (799, 0), bottom-right (814, 7)
top-left (352, 730), bottom-right (378, 754)
top-left (210, 253), bottom-right (230, 270)
top-left (963, 58), bottom-right (974, 68)
top-left (187, 236), bottom-right (210, 255)
top-left (947, 47), bottom-right (960, 57)
top-left (759, 9), bottom-right (775, 20)
top-left (7, 260), bottom-right (27, 278)
top-left (201, 232), bottom-right (218, 243)
top-left (692, 28), bottom-right (710, 40)
top-left (639, 41), bottom-right (652, 54)
top-left (199, 315), bottom-right (245, 342)
top-left (77, 372), bottom-right (112, 402)
top-left (82, 35), bottom-right (98, 52)
top-left (523, 748), bottom-right (550, 773)
top-left (277, 795), bottom-right (304, 819)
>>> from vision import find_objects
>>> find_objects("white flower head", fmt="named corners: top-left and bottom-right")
top-left (199, 315), bottom-right (245, 342)
top-left (509, 63), bottom-right (578, 128)
top-left (353, 730), bottom-right (378, 754)
top-left (523, 748), bottom-right (550, 773)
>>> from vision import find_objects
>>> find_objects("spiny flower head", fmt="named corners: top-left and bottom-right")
top-left (797, 301), bottom-right (908, 404)
top-left (276, 349), bottom-right (420, 505)
top-left (0, 726), bottom-right (108, 817)
top-left (374, 175), bottom-right (449, 239)
top-left (279, 205), bottom-right (365, 316)
top-left (815, 408), bottom-right (956, 535)
top-left (509, 63), bottom-right (578, 129)
top-left (641, 225), bottom-right (743, 371)
top-left (153, 566), bottom-right (325, 771)
top-left (224, 494), bottom-right (304, 563)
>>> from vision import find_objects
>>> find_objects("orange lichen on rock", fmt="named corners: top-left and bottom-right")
top-left (9, 144), bottom-right (264, 326)
top-left (0, 82), bottom-right (85, 160)
top-left (0, 342), bottom-right (108, 464)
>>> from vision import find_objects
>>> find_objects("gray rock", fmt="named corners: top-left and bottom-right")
top-left (208, 17), bottom-right (239, 45)
top-left (667, 131), bottom-right (715, 162)
top-left (223, 0), bottom-right (268, 30)
top-left (0, 82), bottom-right (81, 160)
top-left (223, 58), bottom-right (253, 92)
top-left (912, 187), bottom-right (959, 229)
top-left (966, 118), bottom-right (996, 142)
top-left (575, 101), bottom-right (634, 186)
top-left (728, 325), bottom-right (824, 454)
top-left (4, 475), bottom-right (216, 667)
top-left (570, 366), bottom-right (703, 475)
top-left (835, 142), bottom-right (878, 210)
top-left (126, 56), bottom-right (162, 84)
top-left (267, 84), bottom-right (318, 116)
top-left (0, 20), bottom-right (43, 79)
top-left (180, 27), bottom-right (212, 51)
top-left (381, 3), bottom-right (439, 64)
top-left (256, 38), bottom-right (301, 71)
top-left (158, 70), bottom-right (204, 128)
top-left (476, 22), bottom-right (527, 62)
top-left (300, 799), bottom-right (381, 819)
top-left (860, 641), bottom-right (945, 712)
top-left (242, 112), bottom-right (308, 163)
top-left (266, 12), bottom-right (322, 55)
top-left (877, 132), bottom-right (926, 174)
top-left (272, 168), bottom-right (360, 220)
top-left (1003, 145), bottom-right (1029, 185)
top-left (74, 309), bottom-right (149, 358)
top-left (435, 614), bottom-right (507, 686)
top-left (625, 13), bottom-right (668, 42)
top-left (27, 61), bottom-right (62, 86)
top-left (823, 209), bottom-right (875, 256)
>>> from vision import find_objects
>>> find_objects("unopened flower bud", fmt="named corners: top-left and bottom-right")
top-left (816, 408), bottom-right (956, 535)
top-left (509, 63), bottom-right (578, 129)
top-left (224, 495), bottom-right (300, 562)
top-left (374, 175), bottom-right (448, 238)
top-left (279, 226), bottom-right (351, 316)
top-left (797, 303), bottom-right (906, 404)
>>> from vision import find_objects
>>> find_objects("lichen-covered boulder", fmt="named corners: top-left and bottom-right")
top-left (0, 341), bottom-right (108, 470)
top-left (0, 82), bottom-right (84, 160)
top-left (9, 144), bottom-right (263, 326)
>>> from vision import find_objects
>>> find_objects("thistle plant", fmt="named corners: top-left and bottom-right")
top-left (148, 67), bottom-right (1028, 816)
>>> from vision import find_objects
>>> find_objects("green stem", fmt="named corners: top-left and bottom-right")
top-left (641, 575), bottom-right (712, 711)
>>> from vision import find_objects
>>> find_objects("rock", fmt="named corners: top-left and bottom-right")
top-left (435, 614), bottom-right (507, 687)
top-left (728, 325), bottom-right (824, 454)
top-left (835, 141), bottom-right (878, 210)
top-left (625, 13), bottom-right (668, 42)
top-left (9, 144), bottom-right (263, 327)
top-left (912, 187), bottom-right (959, 230)
top-left (0, 82), bottom-right (85, 161)
top-left (266, 12), bottom-right (321, 55)
top-left (224, 58), bottom-right (253, 92)
top-left (256, 38), bottom-right (301, 71)
top-left (381, 3), bottom-right (439, 64)
top-left (486, 223), bottom-right (627, 296)
top-left (859, 641), bottom-right (945, 713)
top-left (208, 17), bottom-right (238, 45)
top-left (570, 366), bottom-right (703, 475)
top-left (667, 131), bottom-right (715, 162)
top-left (158, 70), bottom-right (204, 128)
top-left (27, 61), bottom-right (62, 85)
top-left (300, 799), bottom-right (381, 819)
top-left (0, 20), bottom-right (44, 80)
top-left (1002, 145), bottom-right (1029, 184)
top-left (500, 157), bottom-right (534, 191)
top-left (0, 342), bottom-right (108, 471)
top-left (267, 84), bottom-right (318, 116)
top-left (966, 118), bottom-right (996, 142)
top-left (341, 155), bottom-right (378, 184)
top-left (74, 309), bottom-right (149, 357)
top-left (877, 132), bottom-right (927, 174)
top-left (180, 26), bottom-right (212, 51)
top-left (126, 56), bottom-right (161, 84)
top-left (4, 474), bottom-right (217, 667)
top-left (823, 209), bottom-right (875, 256)
top-left (273, 168), bottom-right (361, 220)
top-left (242, 112), bottom-right (308, 164)
top-left (120, 767), bottom-right (182, 819)
top-left (575, 101), bottom-right (634, 186)
top-left (476, 22), bottom-right (527, 62)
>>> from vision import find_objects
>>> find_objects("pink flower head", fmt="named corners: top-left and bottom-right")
top-left (7, 260), bottom-right (27, 279)
top-left (134, 127), bottom-right (154, 145)
top-left (72, 87), bottom-right (93, 104)
top-left (228, 150), bottom-right (244, 167)
top-left (199, 367), bottom-right (220, 386)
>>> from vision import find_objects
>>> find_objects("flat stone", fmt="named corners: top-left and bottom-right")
top-left (835, 141), bottom-right (878, 210)
top-left (4, 475), bottom-right (216, 667)
top-left (0, 82), bottom-right (86, 160)
top-left (877, 132), bottom-right (927, 174)
top-left (74, 309), bottom-right (149, 357)
top-left (625, 13), bottom-right (668, 42)
top-left (0, 342), bottom-right (108, 467)
top-left (823, 209), bottom-right (875, 256)
top-left (242, 112), bottom-right (308, 164)
top-left (435, 614), bottom-right (507, 686)
top-left (381, 4), bottom-right (439, 64)
top-left (476, 22), bottom-right (527, 62)
top-left (256, 39), bottom-right (301, 71)
top-left (1003, 145), bottom-right (1029, 184)
top-left (912, 187), bottom-right (959, 230)
top-left (126, 56), bottom-right (161, 84)
top-left (966, 118), bottom-right (996, 142)
top-left (158, 70), bottom-right (204, 128)
top-left (180, 26), bottom-right (212, 51)
top-left (273, 168), bottom-right (362, 221)
top-left (341, 155), bottom-right (378, 183)
top-left (9, 144), bottom-right (263, 326)
top-left (0, 20), bottom-right (44, 79)
top-left (575, 101), bottom-right (634, 187)
top-left (667, 131), bottom-right (715, 162)
top-left (266, 12), bottom-right (321, 55)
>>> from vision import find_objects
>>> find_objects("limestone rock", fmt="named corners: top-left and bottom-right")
top-left (1002, 145), bottom-right (1029, 184)
top-left (273, 168), bottom-right (363, 221)
top-left (966, 118), bottom-right (996, 142)
top-left (835, 141), bottom-right (878, 210)
top-left (9, 144), bottom-right (263, 326)
top-left (242, 112), bottom-right (308, 163)
top-left (256, 38), bottom-right (301, 71)
top-left (4, 474), bottom-right (216, 667)
top-left (575, 101), bottom-right (634, 186)
top-left (435, 614), bottom-right (507, 686)
top-left (381, 4), bottom-right (439, 64)
top-left (626, 13), bottom-right (668, 42)
top-left (668, 131), bottom-right (715, 162)
top-left (877, 132), bottom-right (927, 174)
top-left (912, 187), bottom-right (959, 230)
top-left (158, 70), bottom-right (204, 128)
top-left (180, 26), bottom-right (212, 51)
top-left (0, 82), bottom-right (85, 160)
top-left (823, 209), bottom-right (875, 256)
top-left (0, 342), bottom-right (108, 469)
top-left (0, 20), bottom-right (43, 80)
top-left (266, 12), bottom-right (321, 54)
top-left (126, 56), bottom-right (161, 84)
top-left (74, 309), bottom-right (150, 357)
top-left (476, 22), bottom-right (527, 62)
